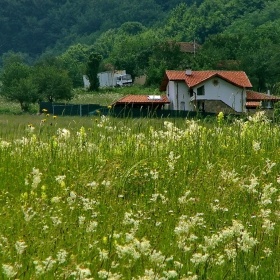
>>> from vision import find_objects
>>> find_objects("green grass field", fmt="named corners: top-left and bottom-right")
top-left (1, 110), bottom-right (280, 279)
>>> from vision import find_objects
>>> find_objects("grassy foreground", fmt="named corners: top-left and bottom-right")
top-left (0, 111), bottom-right (280, 279)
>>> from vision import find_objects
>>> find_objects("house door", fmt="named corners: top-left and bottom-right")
top-left (180, 101), bottom-right (185, 111)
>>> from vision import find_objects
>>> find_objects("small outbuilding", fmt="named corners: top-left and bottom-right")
top-left (246, 90), bottom-right (280, 110)
top-left (112, 95), bottom-right (170, 110)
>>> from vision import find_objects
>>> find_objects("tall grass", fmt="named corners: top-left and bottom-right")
top-left (1, 111), bottom-right (280, 279)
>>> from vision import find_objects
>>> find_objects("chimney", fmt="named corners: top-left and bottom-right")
top-left (186, 67), bottom-right (192, 76)
top-left (267, 89), bottom-right (270, 96)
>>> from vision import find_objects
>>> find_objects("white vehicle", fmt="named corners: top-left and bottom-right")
top-left (116, 73), bottom-right (132, 87)
top-left (83, 70), bottom-right (132, 88)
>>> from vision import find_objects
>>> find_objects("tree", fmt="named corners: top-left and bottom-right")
top-left (60, 44), bottom-right (92, 88)
top-left (1, 62), bottom-right (39, 111)
top-left (119, 22), bottom-right (146, 35)
top-left (146, 41), bottom-right (191, 86)
top-left (86, 53), bottom-right (102, 91)
top-left (33, 65), bottom-right (73, 102)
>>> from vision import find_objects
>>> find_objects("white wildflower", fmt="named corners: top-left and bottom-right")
top-left (150, 170), bottom-right (159, 180)
top-left (149, 250), bottom-right (166, 267)
top-left (81, 197), bottom-right (99, 211)
top-left (79, 216), bottom-right (86, 225)
top-left (51, 216), bottom-right (62, 226)
top-left (57, 249), bottom-right (68, 264)
top-left (51, 196), bottom-right (61, 203)
top-left (116, 243), bottom-right (141, 260)
top-left (249, 265), bottom-right (259, 275)
top-left (29, 167), bottom-right (42, 189)
top-left (243, 175), bottom-right (259, 194)
top-left (34, 256), bottom-right (56, 276)
top-left (21, 207), bottom-right (36, 222)
top-left (263, 247), bottom-right (272, 257)
top-left (174, 261), bottom-right (183, 269)
top-left (99, 249), bottom-right (109, 261)
top-left (224, 248), bottom-right (237, 260)
top-left (190, 253), bottom-right (209, 265)
top-left (252, 140), bottom-right (261, 151)
top-left (0, 140), bottom-right (11, 149)
top-left (259, 209), bottom-right (271, 218)
top-left (262, 219), bottom-right (275, 234)
top-left (75, 266), bottom-right (92, 280)
top-left (178, 190), bottom-right (191, 204)
top-left (57, 128), bottom-right (70, 140)
top-left (86, 221), bottom-right (98, 232)
top-left (101, 180), bottom-right (111, 188)
top-left (163, 270), bottom-right (178, 278)
top-left (2, 264), bottom-right (17, 278)
top-left (86, 181), bottom-right (98, 188)
top-left (98, 269), bottom-right (122, 280)
top-left (15, 240), bottom-right (27, 255)
top-left (55, 174), bottom-right (66, 189)
top-left (150, 193), bottom-right (168, 204)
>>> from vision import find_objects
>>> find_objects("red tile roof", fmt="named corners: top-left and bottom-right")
top-left (246, 101), bottom-right (261, 108)
top-left (246, 90), bottom-right (280, 101)
top-left (113, 95), bottom-right (170, 105)
top-left (160, 70), bottom-right (252, 91)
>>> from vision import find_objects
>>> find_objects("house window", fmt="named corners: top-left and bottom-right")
top-left (197, 85), bottom-right (205, 96)
top-left (180, 102), bottom-right (185, 110)
top-left (190, 88), bottom-right (194, 97)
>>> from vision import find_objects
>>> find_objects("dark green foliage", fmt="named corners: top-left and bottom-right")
top-left (119, 22), bottom-right (146, 35)
top-left (60, 44), bottom-right (92, 88)
top-left (86, 53), bottom-right (102, 92)
top-left (1, 62), bottom-right (39, 111)
top-left (0, 0), bottom-right (165, 58)
top-left (274, 101), bottom-right (280, 122)
top-left (146, 41), bottom-right (192, 86)
top-left (33, 64), bottom-right (73, 102)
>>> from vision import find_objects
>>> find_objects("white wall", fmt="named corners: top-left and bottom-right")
top-left (166, 77), bottom-right (247, 112)
top-left (167, 81), bottom-right (194, 111)
top-left (192, 78), bottom-right (246, 112)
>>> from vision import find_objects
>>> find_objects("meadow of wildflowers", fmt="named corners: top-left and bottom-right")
top-left (1, 111), bottom-right (280, 279)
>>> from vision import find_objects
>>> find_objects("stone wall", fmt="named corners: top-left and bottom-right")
top-left (204, 100), bottom-right (238, 114)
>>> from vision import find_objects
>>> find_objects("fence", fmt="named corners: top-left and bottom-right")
top-left (40, 102), bottom-right (102, 116)
top-left (39, 102), bottom-right (217, 119)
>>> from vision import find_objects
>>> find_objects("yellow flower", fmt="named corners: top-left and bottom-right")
top-left (108, 105), bottom-right (112, 109)
top-left (28, 124), bottom-right (33, 127)
top-left (46, 114), bottom-right (50, 117)
top-left (41, 119), bottom-right (46, 123)
top-left (53, 115), bottom-right (57, 119)
top-left (42, 109), bottom-right (48, 113)
top-left (41, 192), bottom-right (47, 200)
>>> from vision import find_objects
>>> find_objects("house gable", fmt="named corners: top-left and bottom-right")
top-left (160, 70), bottom-right (252, 91)
top-left (161, 70), bottom-right (252, 113)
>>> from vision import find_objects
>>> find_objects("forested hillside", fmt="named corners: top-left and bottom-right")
top-left (0, 0), bottom-right (195, 57)
top-left (1, 0), bottom-right (280, 98)
top-left (0, 0), bottom-right (267, 58)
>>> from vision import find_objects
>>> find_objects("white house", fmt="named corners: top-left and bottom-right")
top-left (160, 69), bottom-right (253, 113)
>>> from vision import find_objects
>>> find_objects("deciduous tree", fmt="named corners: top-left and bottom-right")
top-left (86, 53), bottom-right (102, 91)
top-left (1, 62), bottom-right (39, 111)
